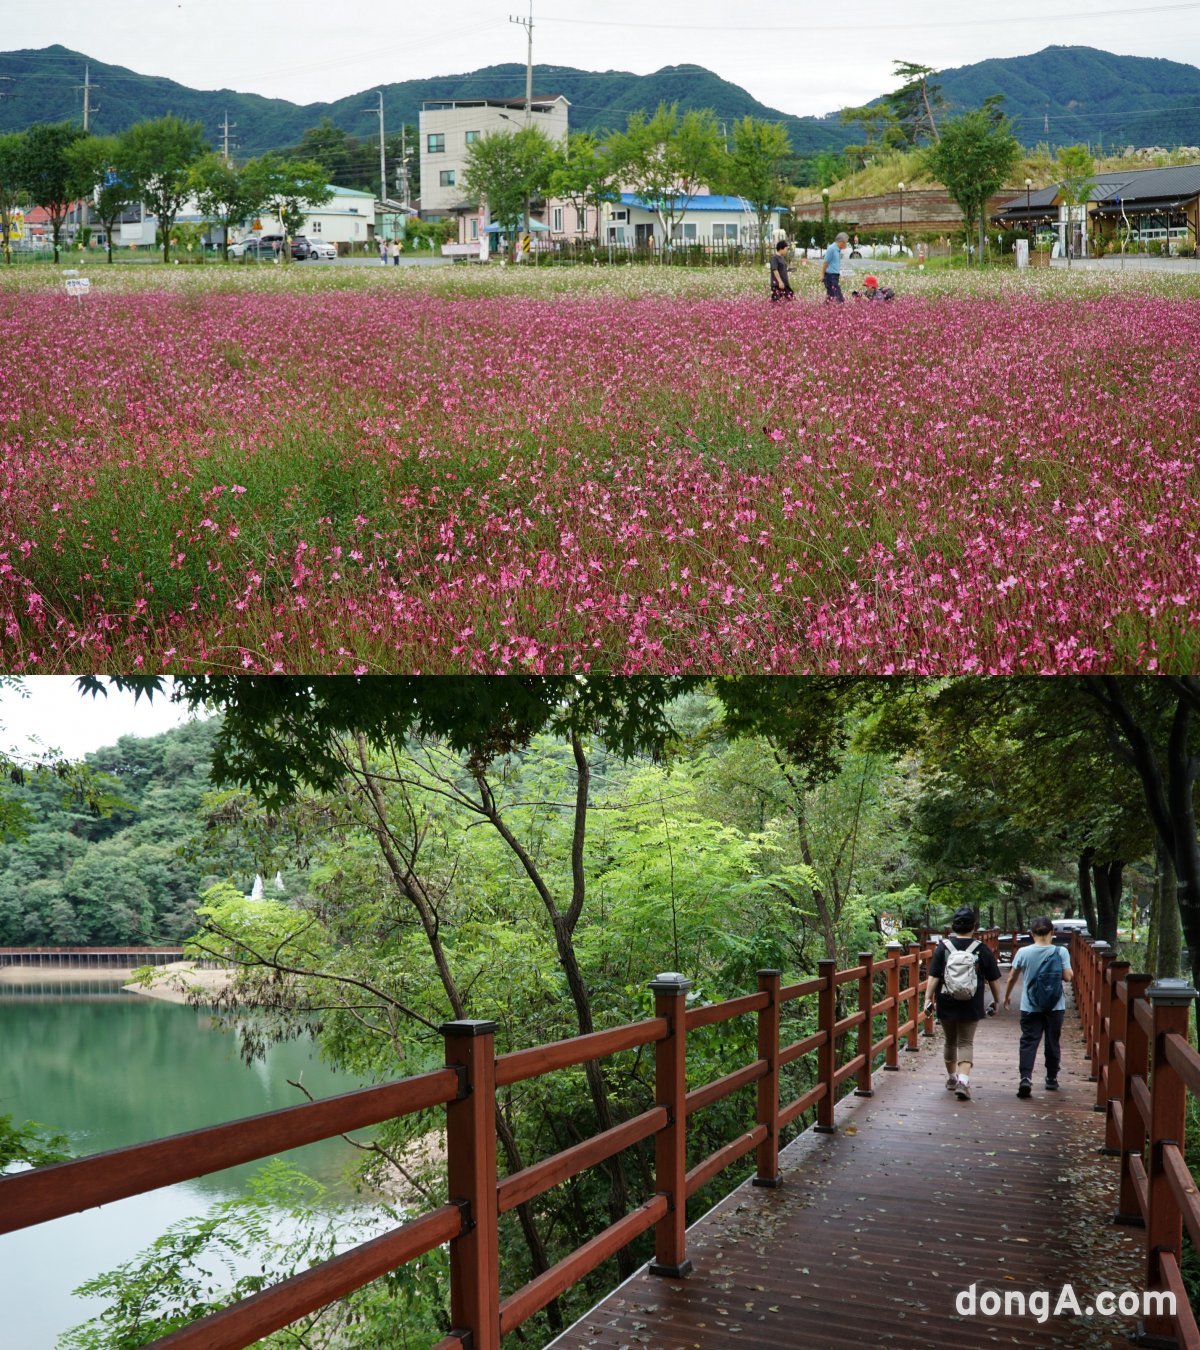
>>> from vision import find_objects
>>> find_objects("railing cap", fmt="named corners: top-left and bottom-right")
top-left (1091, 941), bottom-right (1112, 953)
top-left (885, 941), bottom-right (904, 951)
top-left (1147, 979), bottom-right (1199, 1007)
top-left (439, 1019), bottom-right (498, 1038)
top-left (648, 972), bottom-right (692, 995)
top-left (756, 968), bottom-right (782, 978)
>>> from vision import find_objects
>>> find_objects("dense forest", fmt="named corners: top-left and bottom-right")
top-left (0, 716), bottom-right (227, 946)
top-left (4, 675), bottom-right (1196, 1346)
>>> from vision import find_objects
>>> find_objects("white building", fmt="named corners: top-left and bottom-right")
top-left (419, 95), bottom-right (569, 220)
top-left (603, 193), bottom-right (786, 249)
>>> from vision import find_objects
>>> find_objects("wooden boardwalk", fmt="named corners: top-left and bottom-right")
top-left (550, 995), bottom-right (1146, 1349)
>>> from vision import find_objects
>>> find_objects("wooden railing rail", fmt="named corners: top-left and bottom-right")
top-left (1073, 935), bottom-right (1200, 1347)
top-left (1, 946), bottom-right (937, 1350)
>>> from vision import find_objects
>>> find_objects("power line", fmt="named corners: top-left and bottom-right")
top-left (540, 0), bottom-right (1200, 31)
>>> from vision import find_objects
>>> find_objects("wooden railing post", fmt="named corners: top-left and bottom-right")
top-left (1089, 941), bottom-right (1112, 1080)
top-left (884, 944), bottom-right (902, 1071)
top-left (754, 968), bottom-right (782, 1188)
top-left (904, 945), bottom-right (921, 1053)
top-left (855, 951), bottom-right (874, 1098)
top-left (442, 1019), bottom-right (500, 1350)
top-left (1143, 979), bottom-right (1198, 1341)
top-left (1102, 960), bottom-right (1131, 1150)
top-left (1115, 972), bottom-right (1152, 1226)
top-left (649, 972), bottom-right (693, 1278)
top-left (921, 942), bottom-right (936, 1038)
top-left (815, 959), bottom-right (837, 1134)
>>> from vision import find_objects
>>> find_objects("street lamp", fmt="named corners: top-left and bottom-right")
top-left (898, 181), bottom-right (905, 253)
top-left (821, 187), bottom-right (830, 244)
top-left (1024, 177), bottom-right (1032, 243)
top-left (497, 111), bottom-right (531, 256)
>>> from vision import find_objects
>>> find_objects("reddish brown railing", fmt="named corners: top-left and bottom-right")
top-left (1074, 936), bottom-right (1200, 1347)
top-left (0, 944), bottom-right (936, 1349)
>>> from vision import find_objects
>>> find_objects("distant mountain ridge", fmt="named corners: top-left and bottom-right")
top-left (0, 46), bottom-right (852, 157)
top-left (2, 44), bottom-right (1199, 160)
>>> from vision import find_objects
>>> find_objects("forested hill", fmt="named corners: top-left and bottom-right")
top-left (0, 718), bottom-right (227, 948)
top-left (934, 46), bottom-right (1200, 150)
top-left (4, 44), bottom-right (1200, 157)
top-left (0, 46), bottom-right (852, 155)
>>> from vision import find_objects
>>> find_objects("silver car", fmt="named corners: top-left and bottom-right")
top-left (307, 239), bottom-right (337, 260)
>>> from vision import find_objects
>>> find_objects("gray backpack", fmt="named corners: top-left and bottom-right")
top-left (941, 938), bottom-right (981, 1000)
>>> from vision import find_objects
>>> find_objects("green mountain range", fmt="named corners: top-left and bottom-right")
top-left (2, 43), bottom-right (1199, 161)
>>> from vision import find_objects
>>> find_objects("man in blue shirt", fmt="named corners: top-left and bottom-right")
top-left (821, 232), bottom-right (849, 303)
top-left (1004, 915), bottom-right (1075, 1097)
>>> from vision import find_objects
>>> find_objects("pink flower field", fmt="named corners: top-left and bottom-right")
top-left (2, 275), bottom-right (1198, 672)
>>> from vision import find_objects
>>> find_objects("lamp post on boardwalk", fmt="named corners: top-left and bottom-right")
top-left (1025, 177), bottom-right (1032, 245)
top-left (821, 187), bottom-right (830, 246)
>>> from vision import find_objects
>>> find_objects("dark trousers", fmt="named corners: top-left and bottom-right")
top-left (823, 273), bottom-right (844, 303)
top-left (1019, 1009), bottom-right (1065, 1081)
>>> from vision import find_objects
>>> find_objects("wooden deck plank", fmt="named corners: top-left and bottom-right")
top-left (549, 994), bottom-right (1146, 1349)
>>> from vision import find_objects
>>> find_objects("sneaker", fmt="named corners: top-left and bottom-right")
top-left (1017, 1078), bottom-right (1032, 1099)
top-left (1044, 1079), bottom-right (1059, 1091)
top-left (946, 1073), bottom-right (959, 1091)
top-left (955, 1080), bottom-right (971, 1101)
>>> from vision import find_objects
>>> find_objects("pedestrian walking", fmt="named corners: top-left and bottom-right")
top-left (770, 239), bottom-right (795, 302)
top-left (1004, 916), bottom-right (1074, 1097)
top-left (390, 239), bottom-right (401, 266)
top-left (924, 907), bottom-right (1003, 1101)
top-left (378, 237), bottom-right (388, 266)
top-left (821, 232), bottom-right (849, 303)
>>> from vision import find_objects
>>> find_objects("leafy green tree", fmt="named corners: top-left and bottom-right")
top-left (724, 117), bottom-right (793, 261)
top-left (121, 115), bottom-right (208, 264)
top-left (0, 132), bottom-right (25, 266)
top-left (886, 61), bottom-right (945, 146)
top-left (17, 122), bottom-right (89, 262)
top-left (1055, 142), bottom-right (1094, 266)
top-left (463, 126), bottom-right (558, 255)
top-left (247, 154), bottom-right (332, 261)
top-left (0, 1112), bottom-right (70, 1170)
top-left (922, 105), bottom-right (1020, 261)
top-left (838, 104), bottom-right (903, 170)
top-left (64, 134), bottom-right (136, 265)
top-left (189, 152), bottom-right (264, 260)
top-left (605, 103), bottom-right (725, 252)
top-left (547, 131), bottom-right (618, 244)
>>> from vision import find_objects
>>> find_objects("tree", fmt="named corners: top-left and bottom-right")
top-left (189, 153), bottom-right (264, 260)
top-left (0, 133), bottom-right (24, 266)
top-left (605, 104), bottom-right (725, 253)
top-left (64, 135), bottom-right (136, 265)
top-left (922, 105), bottom-right (1020, 262)
top-left (18, 122), bottom-right (89, 263)
top-left (463, 126), bottom-right (557, 257)
top-left (838, 105), bottom-right (903, 171)
top-left (121, 115), bottom-right (208, 264)
top-left (1055, 143), bottom-right (1094, 266)
top-left (886, 61), bottom-right (944, 146)
top-left (245, 155), bottom-right (331, 262)
top-left (724, 118), bottom-right (793, 261)
top-left (547, 131), bottom-right (618, 244)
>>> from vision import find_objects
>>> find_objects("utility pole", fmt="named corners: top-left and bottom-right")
top-left (509, 2), bottom-right (534, 252)
top-left (375, 91), bottom-right (386, 208)
top-left (396, 124), bottom-right (410, 212)
top-left (219, 111), bottom-right (237, 163)
top-left (75, 64), bottom-right (100, 131)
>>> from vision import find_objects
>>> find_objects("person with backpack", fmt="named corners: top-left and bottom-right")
top-left (1003, 915), bottom-right (1075, 1098)
top-left (923, 907), bottom-right (1003, 1101)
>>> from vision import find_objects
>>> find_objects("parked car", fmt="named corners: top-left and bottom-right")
top-left (240, 239), bottom-right (282, 261)
top-left (229, 234), bottom-right (282, 259)
top-left (1051, 918), bottom-right (1089, 945)
top-left (290, 236), bottom-right (312, 260)
top-left (307, 238), bottom-right (337, 260)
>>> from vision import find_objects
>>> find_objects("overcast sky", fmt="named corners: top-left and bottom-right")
top-left (11, 0), bottom-right (1199, 119)
top-left (0, 678), bottom-right (202, 763)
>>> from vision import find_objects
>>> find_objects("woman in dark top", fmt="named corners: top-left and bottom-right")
top-left (770, 239), bottom-right (794, 301)
top-left (924, 907), bottom-right (1003, 1101)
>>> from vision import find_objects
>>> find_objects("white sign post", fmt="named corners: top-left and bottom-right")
top-left (65, 276), bottom-right (91, 302)
top-left (1015, 238), bottom-right (1029, 270)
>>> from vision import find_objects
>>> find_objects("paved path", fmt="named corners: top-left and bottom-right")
top-left (550, 990), bottom-right (1146, 1349)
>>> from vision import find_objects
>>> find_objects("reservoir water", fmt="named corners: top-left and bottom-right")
top-left (0, 980), bottom-right (371, 1349)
